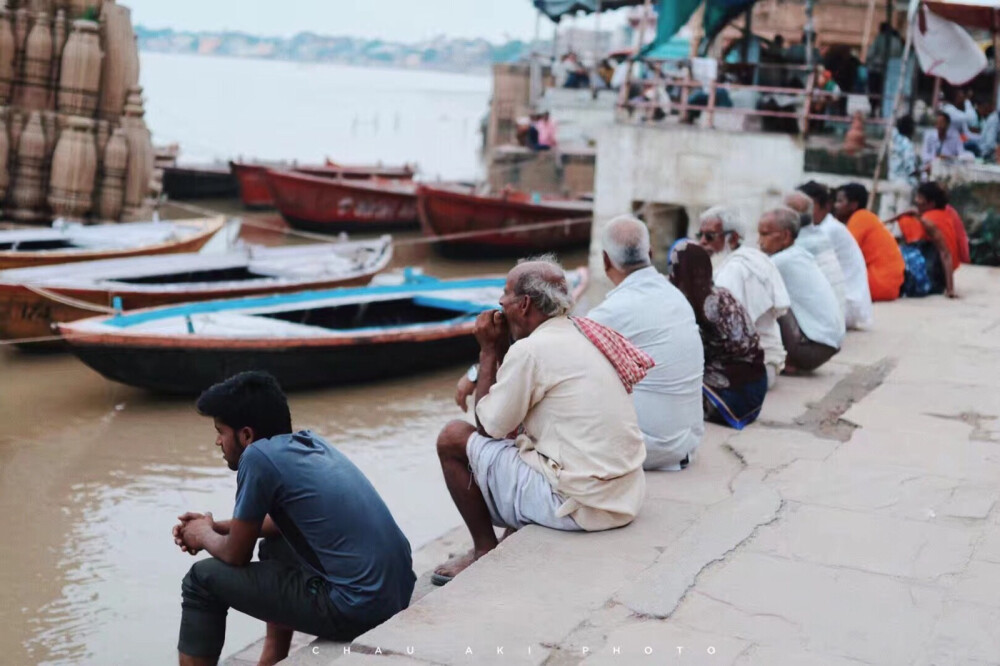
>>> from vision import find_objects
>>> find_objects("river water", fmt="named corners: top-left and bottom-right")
top-left (0, 54), bottom-right (591, 665)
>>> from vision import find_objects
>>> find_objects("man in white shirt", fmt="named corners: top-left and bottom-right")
top-left (785, 191), bottom-right (847, 315)
top-left (697, 205), bottom-right (790, 387)
top-left (797, 181), bottom-right (873, 329)
top-left (433, 257), bottom-right (646, 585)
top-left (758, 208), bottom-right (845, 372)
top-left (587, 215), bottom-right (704, 471)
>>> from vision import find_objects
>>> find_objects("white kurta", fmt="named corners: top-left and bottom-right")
top-left (818, 214), bottom-right (873, 329)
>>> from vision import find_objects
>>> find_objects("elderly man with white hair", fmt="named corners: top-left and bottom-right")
top-left (433, 256), bottom-right (647, 586)
top-left (697, 205), bottom-right (790, 387)
top-left (587, 215), bottom-right (705, 471)
top-left (757, 207), bottom-right (845, 372)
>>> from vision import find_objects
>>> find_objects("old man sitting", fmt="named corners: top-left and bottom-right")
top-left (758, 208), bottom-right (846, 372)
top-left (588, 215), bottom-right (704, 470)
top-left (432, 257), bottom-right (648, 586)
top-left (698, 205), bottom-right (790, 387)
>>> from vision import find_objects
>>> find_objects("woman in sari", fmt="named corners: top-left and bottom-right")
top-left (668, 240), bottom-right (768, 430)
top-left (888, 182), bottom-right (958, 298)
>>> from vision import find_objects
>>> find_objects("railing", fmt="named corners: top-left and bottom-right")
top-left (616, 58), bottom-right (891, 138)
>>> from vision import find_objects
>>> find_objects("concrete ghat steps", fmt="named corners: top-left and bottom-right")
top-left (254, 265), bottom-right (1000, 665)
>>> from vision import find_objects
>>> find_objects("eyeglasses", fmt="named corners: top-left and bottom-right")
top-left (696, 230), bottom-right (730, 242)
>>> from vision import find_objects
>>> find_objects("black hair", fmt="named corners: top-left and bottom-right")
top-left (916, 181), bottom-right (949, 210)
top-left (797, 180), bottom-right (831, 207)
top-left (895, 114), bottom-right (915, 139)
top-left (196, 371), bottom-right (292, 440)
top-left (936, 110), bottom-right (951, 126)
top-left (838, 182), bottom-right (869, 209)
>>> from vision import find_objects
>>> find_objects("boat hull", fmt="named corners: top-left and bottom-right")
top-left (417, 185), bottom-right (591, 257)
top-left (0, 218), bottom-right (224, 270)
top-left (162, 166), bottom-right (239, 200)
top-left (64, 335), bottom-right (480, 394)
top-left (266, 169), bottom-right (419, 233)
top-left (229, 162), bottom-right (274, 209)
top-left (231, 162), bottom-right (415, 210)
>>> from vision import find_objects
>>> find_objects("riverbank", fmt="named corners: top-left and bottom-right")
top-left (236, 263), bottom-right (1000, 664)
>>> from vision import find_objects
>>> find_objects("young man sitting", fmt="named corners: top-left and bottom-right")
top-left (173, 371), bottom-right (415, 666)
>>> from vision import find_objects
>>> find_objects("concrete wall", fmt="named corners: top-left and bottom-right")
top-left (590, 122), bottom-right (806, 280)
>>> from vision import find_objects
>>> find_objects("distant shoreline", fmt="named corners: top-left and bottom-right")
top-left (138, 48), bottom-right (494, 77)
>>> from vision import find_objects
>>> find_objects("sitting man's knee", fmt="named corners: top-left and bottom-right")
top-left (182, 557), bottom-right (225, 600)
top-left (437, 420), bottom-right (475, 459)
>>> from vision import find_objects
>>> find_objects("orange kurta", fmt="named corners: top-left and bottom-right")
top-left (847, 209), bottom-right (904, 301)
top-left (898, 210), bottom-right (961, 271)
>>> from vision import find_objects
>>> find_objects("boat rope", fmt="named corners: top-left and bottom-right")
top-left (0, 330), bottom-right (104, 346)
top-left (393, 216), bottom-right (593, 246)
top-left (21, 283), bottom-right (117, 314)
top-left (163, 199), bottom-right (594, 247)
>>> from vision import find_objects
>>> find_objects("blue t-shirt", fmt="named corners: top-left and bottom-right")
top-left (233, 430), bottom-right (415, 623)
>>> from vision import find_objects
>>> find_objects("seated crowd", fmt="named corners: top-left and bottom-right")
top-left (170, 179), bottom-right (968, 664)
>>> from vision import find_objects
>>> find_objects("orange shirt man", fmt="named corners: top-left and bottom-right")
top-left (833, 183), bottom-right (904, 301)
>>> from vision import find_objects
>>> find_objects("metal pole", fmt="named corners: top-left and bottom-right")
top-left (805, 0), bottom-right (814, 70)
top-left (591, 0), bottom-right (602, 99)
top-left (623, 0), bottom-right (654, 107)
top-left (868, 17), bottom-right (914, 210)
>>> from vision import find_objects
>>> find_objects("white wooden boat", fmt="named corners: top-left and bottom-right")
top-left (0, 236), bottom-right (392, 344)
top-left (0, 217), bottom-right (226, 270)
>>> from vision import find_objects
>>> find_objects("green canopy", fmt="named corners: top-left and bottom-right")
top-left (533, 0), bottom-right (646, 22)
top-left (643, 0), bottom-right (761, 59)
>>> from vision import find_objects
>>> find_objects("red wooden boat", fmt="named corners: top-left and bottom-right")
top-left (416, 184), bottom-right (592, 257)
top-left (265, 169), bottom-right (420, 233)
top-left (230, 161), bottom-right (414, 209)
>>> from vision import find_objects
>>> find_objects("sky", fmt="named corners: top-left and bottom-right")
top-left (125, 0), bottom-right (567, 43)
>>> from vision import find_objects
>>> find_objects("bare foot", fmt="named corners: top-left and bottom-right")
top-left (433, 549), bottom-right (478, 580)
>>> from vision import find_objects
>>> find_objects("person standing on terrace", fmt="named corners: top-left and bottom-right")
top-left (432, 257), bottom-right (648, 586)
top-left (172, 372), bottom-right (415, 666)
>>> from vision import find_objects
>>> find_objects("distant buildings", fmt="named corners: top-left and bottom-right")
top-left (134, 26), bottom-right (547, 73)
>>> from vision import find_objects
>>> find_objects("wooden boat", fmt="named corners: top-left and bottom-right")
top-left (57, 268), bottom-right (589, 393)
top-left (0, 217), bottom-right (226, 270)
top-left (266, 169), bottom-right (420, 233)
top-left (416, 184), bottom-right (593, 257)
top-left (162, 164), bottom-right (239, 200)
top-left (0, 236), bottom-right (391, 344)
top-left (230, 161), bottom-right (414, 210)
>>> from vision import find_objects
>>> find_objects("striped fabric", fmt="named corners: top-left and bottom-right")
top-left (570, 316), bottom-right (655, 394)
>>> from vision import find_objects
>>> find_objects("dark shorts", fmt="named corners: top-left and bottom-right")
top-left (777, 311), bottom-right (839, 372)
top-left (178, 537), bottom-right (369, 659)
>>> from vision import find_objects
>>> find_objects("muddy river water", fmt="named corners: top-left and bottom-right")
top-left (0, 216), bottom-right (591, 665)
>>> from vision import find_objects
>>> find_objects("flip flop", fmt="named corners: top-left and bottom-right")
top-left (430, 572), bottom-right (453, 587)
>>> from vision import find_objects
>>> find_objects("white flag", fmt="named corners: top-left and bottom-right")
top-left (912, 5), bottom-right (987, 85)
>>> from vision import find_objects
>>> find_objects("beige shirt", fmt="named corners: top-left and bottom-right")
top-left (476, 317), bottom-right (646, 531)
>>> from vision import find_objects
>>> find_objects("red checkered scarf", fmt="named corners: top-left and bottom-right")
top-left (570, 317), bottom-right (655, 393)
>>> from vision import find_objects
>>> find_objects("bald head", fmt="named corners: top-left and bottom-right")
top-left (510, 254), bottom-right (572, 318)
top-left (784, 191), bottom-right (812, 215)
top-left (602, 215), bottom-right (651, 270)
top-left (784, 191), bottom-right (816, 230)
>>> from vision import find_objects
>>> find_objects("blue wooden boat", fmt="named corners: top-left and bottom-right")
top-left (56, 268), bottom-right (589, 394)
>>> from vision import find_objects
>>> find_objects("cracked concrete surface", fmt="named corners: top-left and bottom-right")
top-left (237, 266), bottom-right (1000, 665)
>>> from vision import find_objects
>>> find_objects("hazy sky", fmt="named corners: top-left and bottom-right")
top-left (125, 0), bottom-right (569, 42)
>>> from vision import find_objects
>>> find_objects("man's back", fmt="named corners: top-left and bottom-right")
top-left (818, 214), bottom-right (872, 326)
top-left (796, 226), bottom-right (847, 315)
top-left (587, 266), bottom-right (704, 468)
top-left (476, 317), bottom-right (645, 530)
top-left (847, 209), bottom-right (904, 301)
top-left (236, 432), bottom-right (415, 622)
top-left (772, 245), bottom-right (845, 349)
top-left (715, 246), bottom-right (790, 372)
